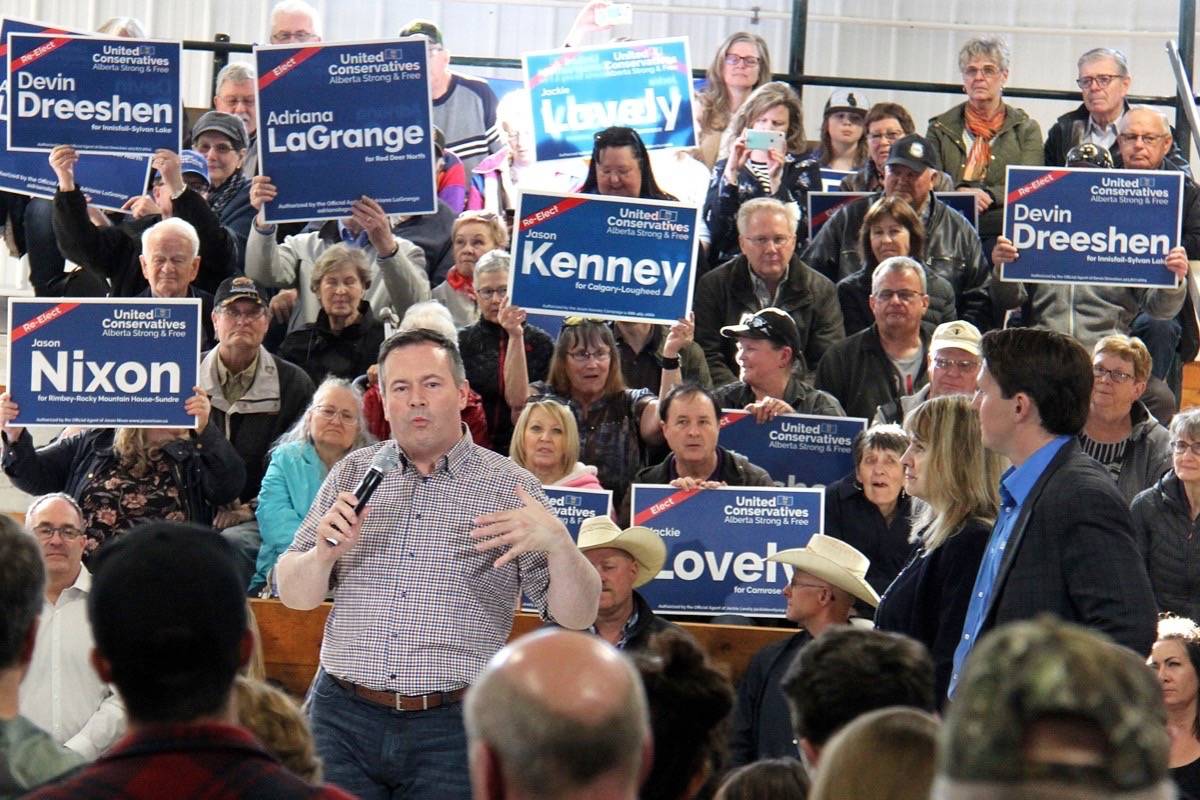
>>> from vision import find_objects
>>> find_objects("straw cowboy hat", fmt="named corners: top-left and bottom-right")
top-left (767, 534), bottom-right (880, 607)
top-left (577, 516), bottom-right (667, 588)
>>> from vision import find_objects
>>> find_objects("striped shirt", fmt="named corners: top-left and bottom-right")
top-left (434, 73), bottom-right (500, 173)
top-left (286, 432), bottom-right (551, 693)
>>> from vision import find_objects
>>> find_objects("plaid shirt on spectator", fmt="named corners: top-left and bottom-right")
top-left (25, 723), bottom-right (352, 799)
top-left (286, 431), bottom-right (552, 694)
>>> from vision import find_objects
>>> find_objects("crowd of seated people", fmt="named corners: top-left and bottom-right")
top-left (7, 1), bottom-right (1200, 798)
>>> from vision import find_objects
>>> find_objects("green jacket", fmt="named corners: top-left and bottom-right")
top-left (926, 102), bottom-right (1044, 237)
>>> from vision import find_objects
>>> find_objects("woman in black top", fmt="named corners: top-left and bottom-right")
top-left (1150, 616), bottom-right (1200, 800)
top-left (874, 394), bottom-right (1002, 703)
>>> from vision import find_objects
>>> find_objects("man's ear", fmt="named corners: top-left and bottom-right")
top-left (90, 646), bottom-right (114, 684)
top-left (18, 616), bottom-right (39, 669)
top-left (800, 736), bottom-right (821, 770)
top-left (237, 628), bottom-right (255, 671)
top-left (469, 740), bottom-right (504, 800)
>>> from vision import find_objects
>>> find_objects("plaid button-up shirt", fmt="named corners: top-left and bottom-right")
top-left (287, 432), bottom-right (552, 694)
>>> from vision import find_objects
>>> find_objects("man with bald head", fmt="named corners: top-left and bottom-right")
top-left (464, 629), bottom-right (651, 800)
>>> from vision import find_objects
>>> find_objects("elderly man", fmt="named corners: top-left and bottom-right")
top-left (50, 146), bottom-right (236, 298)
top-left (464, 630), bottom-right (651, 800)
top-left (245, 175), bottom-right (430, 333)
top-left (816, 257), bottom-right (933, 419)
top-left (277, 329), bottom-right (600, 800)
top-left (712, 308), bottom-right (845, 420)
top-left (993, 107), bottom-right (1196, 363)
top-left (0, 515), bottom-right (83, 796)
top-left (18, 494), bottom-right (124, 761)
top-left (950, 328), bottom-right (1157, 699)
top-left (201, 276), bottom-right (314, 584)
top-left (212, 63), bottom-right (260, 179)
top-left (804, 134), bottom-right (999, 329)
top-left (269, 0), bottom-right (321, 43)
top-left (27, 522), bottom-right (352, 799)
top-left (729, 535), bottom-right (881, 766)
top-left (1045, 47), bottom-right (1189, 173)
top-left (400, 19), bottom-right (499, 174)
top-left (638, 383), bottom-right (776, 489)
top-left (695, 198), bottom-right (844, 387)
top-left (874, 320), bottom-right (982, 424)
top-left (573, 516), bottom-right (676, 652)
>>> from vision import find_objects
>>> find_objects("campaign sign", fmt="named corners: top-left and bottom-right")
top-left (632, 484), bottom-right (824, 617)
top-left (7, 298), bottom-right (201, 428)
top-left (1001, 165), bottom-right (1182, 288)
top-left (938, 190), bottom-right (979, 229)
top-left (819, 168), bottom-right (851, 192)
top-left (718, 411), bottom-right (866, 488)
top-left (7, 33), bottom-right (182, 155)
top-left (0, 17), bottom-right (80, 121)
top-left (544, 486), bottom-right (612, 539)
top-left (524, 37), bottom-right (694, 162)
top-left (808, 190), bottom-right (981, 240)
top-left (509, 190), bottom-right (698, 324)
top-left (255, 38), bottom-right (435, 224)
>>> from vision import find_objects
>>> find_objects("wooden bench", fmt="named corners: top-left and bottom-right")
top-left (250, 598), bottom-right (796, 697)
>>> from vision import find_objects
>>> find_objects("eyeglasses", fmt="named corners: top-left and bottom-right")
top-left (743, 235), bottom-right (794, 248)
top-left (220, 306), bottom-right (267, 322)
top-left (271, 31), bottom-right (318, 43)
top-left (932, 356), bottom-right (980, 372)
top-left (1076, 74), bottom-right (1122, 89)
top-left (567, 349), bottom-right (611, 364)
top-left (476, 287), bottom-right (507, 300)
top-left (873, 289), bottom-right (924, 304)
top-left (313, 405), bottom-right (356, 424)
top-left (1172, 440), bottom-right (1200, 456)
top-left (962, 65), bottom-right (1002, 79)
top-left (867, 130), bottom-right (905, 143)
top-left (33, 524), bottom-right (84, 541)
top-left (1118, 133), bottom-right (1165, 146)
top-left (724, 54), bottom-right (762, 67)
top-left (1092, 365), bottom-right (1135, 383)
top-left (196, 142), bottom-right (239, 155)
top-left (789, 582), bottom-right (829, 592)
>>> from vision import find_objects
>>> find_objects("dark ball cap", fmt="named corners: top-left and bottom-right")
top-left (191, 110), bottom-right (248, 151)
top-left (214, 275), bottom-right (269, 309)
top-left (720, 307), bottom-right (802, 362)
top-left (886, 134), bottom-right (941, 173)
top-left (88, 522), bottom-right (247, 682)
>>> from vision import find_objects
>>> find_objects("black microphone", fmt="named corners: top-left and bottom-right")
top-left (325, 443), bottom-right (399, 546)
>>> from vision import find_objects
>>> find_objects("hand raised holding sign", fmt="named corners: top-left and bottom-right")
top-left (1165, 245), bottom-right (1189, 280)
top-left (152, 149), bottom-right (185, 197)
top-left (746, 396), bottom-right (795, 423)
top-left (0, 392), bottom-right (25, 442)
top-left (350, 196), bottom-right (398, 257)
top-left (48, 145), bottom-right (79, 192)
top-left (184, 386), bottom-right (210, 433)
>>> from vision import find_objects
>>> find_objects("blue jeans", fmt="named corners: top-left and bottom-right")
top-left (308, 670), bottom-right (471, 800)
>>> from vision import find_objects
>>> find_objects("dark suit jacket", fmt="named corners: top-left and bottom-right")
top-left (979, 439), bottom-right (1157, 656)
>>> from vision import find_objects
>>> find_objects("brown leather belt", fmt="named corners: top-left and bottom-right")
top-left (332, 676), bottom-right (467, 711)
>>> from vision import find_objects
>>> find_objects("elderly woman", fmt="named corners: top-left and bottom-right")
top-left (703, 81), bottom-right (822, 269)
top-left (1132, 407), bottom-right (1200, 622)
top-left (693, 32), bottom-right (772, 170)
top-left (813, 89), bottom-right (869, 171)
top-left (823, 424), bottom-right (913, 608)
top-left (836, 195), bottom-right (957, 335)
top-left (1080, 334), bottom-right (1171, 503)
top-left (0, 389), bottom-right (244, 558)
top-left (509, 319), bottom-right (689, 520)
top-left (278, 244), bottom-right (386, 385)
top-left (190, 111), bottom-right (255, 265)
top-left (1149, 617), bottom-right (1200, 798)
top-left (458, 249), bottom-right (554, 454)
top-left (252, 378), bottom-right (373, 594)
top-left (432, 210), bottom-right (509, 328)
top-left (874, 395), bottom-right (1003, 701)
top-left (579, 126), bottom-right (677, 201)
top-left (509, 397), bottom-right (602, 489)
top-left (926, 36), bottom-right (1043, 252)
top-left (839, 103), bottom-right (956, 193)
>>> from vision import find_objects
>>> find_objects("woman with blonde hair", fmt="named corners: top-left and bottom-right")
top-left (703, 81), bottom-right (821, 269)
top-left (509, 398), bottom-right (601, 489)
top-left (874, 394), bottom-right (1004, 702)
top-left (694, 32), bottom-right (772, 169)
top-left (235, 676), bottom-right (323, 784)
top-left (808, 707), bottom-right (938, 800)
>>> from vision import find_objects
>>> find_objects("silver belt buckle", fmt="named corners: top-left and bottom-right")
top-left (394, 693), bottom-right (404, 712)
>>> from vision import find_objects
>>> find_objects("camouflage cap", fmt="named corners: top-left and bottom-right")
top-left (939, 616), bottom-right (1169, 793)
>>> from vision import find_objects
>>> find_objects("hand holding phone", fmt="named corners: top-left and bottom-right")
top-left (745, 129), bottom-right (785, 154)
top-left (595, 2), bottom-right (633, 26)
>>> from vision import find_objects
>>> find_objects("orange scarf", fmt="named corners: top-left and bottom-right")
top-left (962, 104), bottom-right (1006, 182)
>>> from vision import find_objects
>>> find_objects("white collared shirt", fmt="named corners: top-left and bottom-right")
top-left (18, 567), bottom-right (125, 759)
top-left (1084, 111), bottom-right (1122, 152)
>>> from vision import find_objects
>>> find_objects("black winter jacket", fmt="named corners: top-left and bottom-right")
top-left (1131, 471), bottom-right (1200, 621)
top-left (836, 263), bottom-right (957, 336)
top-left (459, 318), bottom-right (554, 454)
top-left (278, 302), bottom-right (386, 386)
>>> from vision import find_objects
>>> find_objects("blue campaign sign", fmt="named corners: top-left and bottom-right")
top-left (1001, 165), bottom-right (1183, 288)
top-left (524, 37), bottom-right (695, 162)
top-left (0, 17), bottom-right (81, 121)
top-left (544, 486), bottom-right (612, 539)
top-left (255, 38), bottom-right (436, 224)
top-left (7, 298), bottom-right (201, 428)
top-left (819, 168), bottom-right (851, 191)
top-left (632, 484), bottom-right (824, 616)
top-left (509, 190), bottom-right (698, 324)
top-left (808, 191), bottom-right (867, 240)
top-left (7, 33), bottom-right (182, 155)
top-left (937, 191), bottom-right (979, 229)
top-left (718, 411), bottom-right (866, 488)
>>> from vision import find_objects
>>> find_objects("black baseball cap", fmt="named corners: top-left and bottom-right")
top-left (720, 307), bottom-right (802, 361)
top-left (214, 275), bottom-right (269, 309)
top-left (886, 134), bottom-right (940, 173)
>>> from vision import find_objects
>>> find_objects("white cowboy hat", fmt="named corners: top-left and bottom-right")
top-left (577, 516), bottom-right (667, 588)
top-left (767, 534), bottom-right (880, 607)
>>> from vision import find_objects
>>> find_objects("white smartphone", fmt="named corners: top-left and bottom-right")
top-left (596, 3), bottom-right (634, 26)
top-left (745, 129), bottom-right (785, 153)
